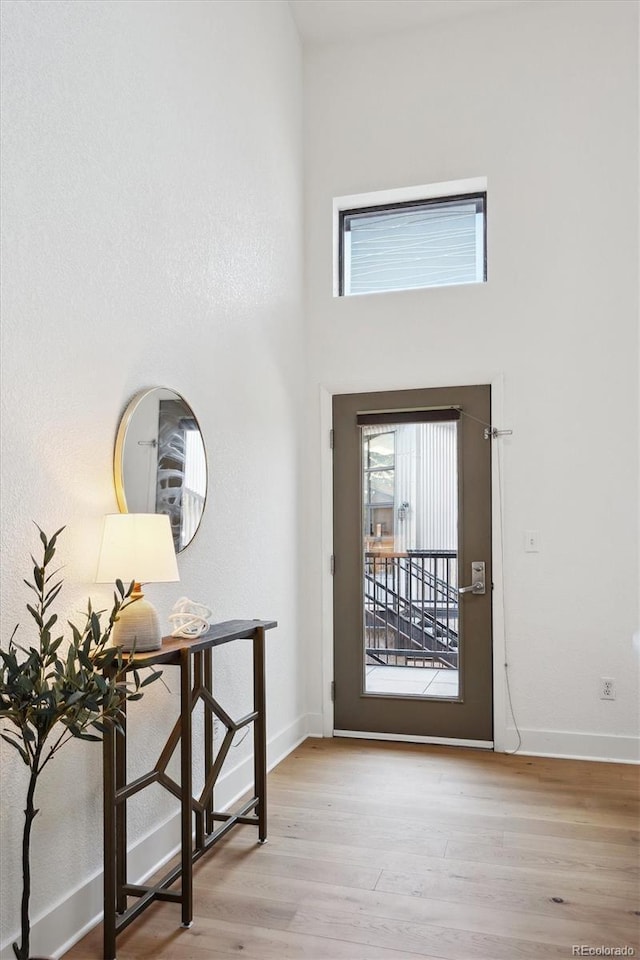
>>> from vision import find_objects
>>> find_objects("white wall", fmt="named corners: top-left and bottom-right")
top-left (303, 0), bottom-right (639, 760)
top-left (0, 1), bottom-right (304, 955)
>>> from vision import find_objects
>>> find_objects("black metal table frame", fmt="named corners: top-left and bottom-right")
top-left (102, 619), bottom-right (276, 960)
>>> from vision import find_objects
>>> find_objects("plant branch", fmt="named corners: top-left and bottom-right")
top-left (38, 730), bottom-right (74, 773)
top-left (2, 527), bottom-right (163, 959)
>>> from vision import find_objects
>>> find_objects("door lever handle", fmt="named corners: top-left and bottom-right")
top-left (458, 561), bottom-right (486, 596)
top-left (459, 582), bottom-right (483, 594)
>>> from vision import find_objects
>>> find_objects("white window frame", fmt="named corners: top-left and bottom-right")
top-left (333, 176), bottom-right (488, 298)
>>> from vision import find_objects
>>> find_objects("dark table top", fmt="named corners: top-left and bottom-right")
top-left (125, 619), bottom-right (277, 667)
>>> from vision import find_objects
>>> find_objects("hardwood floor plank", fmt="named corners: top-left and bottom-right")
top-left (502, 829), bottom-right (640, 861)
top-left (273, 775), bottom-right (636, 828)
top-left (207, 830), bottom-right (639, 912)
top-left (444, 839), bottom-right (639, 884)
top-left (200, 863), bottom-right (638, 946)
top-left (287, 901), bottom-right (571, 960)
top-left (268, 805), bottom-right (451, 855)
top-left (375, 867), bottom-right (638, 936)
top-left (70, 909), bottom-right (433, 960)
top-left (208, 829), bottom-right (638, 903)
top-left (199, 839), bottom-right (384, 891)
top-left (271, 783), bottom-right (638, 846)
top-left (268, 786), bottom-right (511, 842)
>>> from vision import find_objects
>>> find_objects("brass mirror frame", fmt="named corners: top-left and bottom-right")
top-left (114, 387), bottom-right (208, 553)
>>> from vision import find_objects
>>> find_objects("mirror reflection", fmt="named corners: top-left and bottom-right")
top-left (115, 388), bottom-right (207, 553)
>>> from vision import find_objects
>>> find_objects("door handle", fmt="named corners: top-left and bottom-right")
top-left (458, 561), bottom-right (485, 595)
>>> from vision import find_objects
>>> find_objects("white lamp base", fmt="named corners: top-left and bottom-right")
top-left (112, 589), bottom-right (163, 652)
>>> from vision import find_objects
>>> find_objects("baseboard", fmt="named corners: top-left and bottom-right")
top-left (0, 712), bottom-right (315, 960)
top-left (502, 727), bottom-right (640, 763)
top-left (306, 712), bottom-right (324, 737)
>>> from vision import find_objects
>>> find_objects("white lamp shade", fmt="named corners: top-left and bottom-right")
top-left (96, 513), bottom-right (180, 585)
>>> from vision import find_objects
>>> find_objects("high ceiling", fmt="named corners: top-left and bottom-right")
top-left (289, 0), bottom-right (530, 43)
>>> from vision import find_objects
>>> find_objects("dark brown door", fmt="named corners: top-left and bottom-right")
top-left (333, 385), bottom-right (492, 742)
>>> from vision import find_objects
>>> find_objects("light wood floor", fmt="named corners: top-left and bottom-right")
top-left (66, 738), bottom-right (640, 960)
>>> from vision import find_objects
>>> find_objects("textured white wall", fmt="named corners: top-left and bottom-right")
top-left (303, 0), bottom-right (639, 757)
top-left (0, 0), bottom-right (303, 952)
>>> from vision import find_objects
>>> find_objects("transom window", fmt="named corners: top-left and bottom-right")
top-left (337, 189), bottom-right (486, 297)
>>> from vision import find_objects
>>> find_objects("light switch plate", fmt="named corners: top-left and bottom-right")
top-left (524, 530), bottom-right (539, 552)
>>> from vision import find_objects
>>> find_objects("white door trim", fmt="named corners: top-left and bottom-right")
top-left (318, 374), bottom-right (509, 750)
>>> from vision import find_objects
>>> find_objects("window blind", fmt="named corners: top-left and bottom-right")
top-left (341, 194), bottom-right (485, 296)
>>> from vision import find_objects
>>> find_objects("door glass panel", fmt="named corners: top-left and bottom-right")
top-left (363, 421), bottom-right (459, 698)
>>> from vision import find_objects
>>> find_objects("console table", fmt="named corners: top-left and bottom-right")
top-left (102, 619), bottom-right (276, 960)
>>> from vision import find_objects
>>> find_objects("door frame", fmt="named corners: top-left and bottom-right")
top-left (317, 374), bottom-right (509, 751)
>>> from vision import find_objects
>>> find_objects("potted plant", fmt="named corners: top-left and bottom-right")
top-left (0, 527), bottom-right (162, 960)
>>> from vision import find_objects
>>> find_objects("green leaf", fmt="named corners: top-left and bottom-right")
top-left (140, 671), bottom-right (161, 687)
top-left (49, 636), bottom-right (63, 655)
top-left (26, 604), bottom-right (43, 628)
top-left (78, 649), bottom-right (92, 671)
top-left (82, 628), bottom-right (93, 656)
top-left (37, 523), bottom-right (64, 551)
top-left (99, 648), bottom-right (117, 669)
top-left (0, 649), bottom-right (17, 669)
top-left (43, 583), bottom-right (63, 607)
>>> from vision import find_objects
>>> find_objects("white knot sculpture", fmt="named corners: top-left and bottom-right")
top-left (169, 597), bottom-right (212, 639)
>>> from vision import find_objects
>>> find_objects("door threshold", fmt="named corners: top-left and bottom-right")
top-left (334, 730), bottom-right (494, 749)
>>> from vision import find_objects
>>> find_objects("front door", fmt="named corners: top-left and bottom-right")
top-left (332, 385), bottom-right (493, 743)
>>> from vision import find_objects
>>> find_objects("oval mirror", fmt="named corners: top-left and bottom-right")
top-left (114, 388), bottom-right (207, 553)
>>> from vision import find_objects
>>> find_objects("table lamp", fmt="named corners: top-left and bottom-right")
top-left (96, 513), bottom-right (180, 651)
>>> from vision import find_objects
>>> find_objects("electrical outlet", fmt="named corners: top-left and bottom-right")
top-left (600, 677), bottom-right (616, 700)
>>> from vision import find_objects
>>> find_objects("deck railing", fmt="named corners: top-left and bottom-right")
top-left (364, 550), bottom-right (458, 668)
